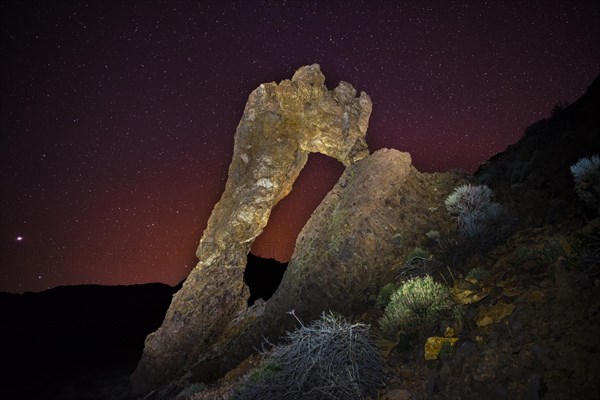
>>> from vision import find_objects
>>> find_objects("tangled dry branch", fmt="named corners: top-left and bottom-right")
top-left (234, 311), bottom-right (385, 400)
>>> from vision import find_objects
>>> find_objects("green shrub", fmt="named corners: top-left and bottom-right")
top-left (234, 312), bottom-right (385, 400)
top-left (406, 247), bottom-right (430, 263)
top-left (376, 282), bottom-right (400, 309)
top-left (398, 247), bottom-right (439, 279)
top-left (380, 275), bottom-right (456, 337)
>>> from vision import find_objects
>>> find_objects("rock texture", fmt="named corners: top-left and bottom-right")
top-left (270, 149), bottom-right (458, 318)
top-left (191, 149), bottom-right (465, 380)
top-left (130, 64), bottom-right (372, 395)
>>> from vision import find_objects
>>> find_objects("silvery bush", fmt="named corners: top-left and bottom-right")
top-left (570, 155), bottom-right (600, 210)
top-left (445, 184), bottom-right (507, 241)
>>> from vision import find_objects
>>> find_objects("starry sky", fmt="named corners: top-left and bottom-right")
top-left (1, 0), bottom-right (599, 293)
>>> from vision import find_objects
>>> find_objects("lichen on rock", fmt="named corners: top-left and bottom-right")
top-left (476, 301), bottom-right (515, 327)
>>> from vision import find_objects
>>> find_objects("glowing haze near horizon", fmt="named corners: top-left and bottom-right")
top-left (1, 0), bottom-right (599, 293)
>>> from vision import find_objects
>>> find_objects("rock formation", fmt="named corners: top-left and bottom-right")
top-left (132, 72), bottom-right (600, 400)
top-left (191, 149), bottom-right (465, 380)
top-left (130, 64), bottom-right (372, 394)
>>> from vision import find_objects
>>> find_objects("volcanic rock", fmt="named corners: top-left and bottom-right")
top-left (191, 149), bottom-right (465, 380)
top-left (166, 73), bottom-right (600, 400)
top-left (130, 64), bottom-right (372, 394)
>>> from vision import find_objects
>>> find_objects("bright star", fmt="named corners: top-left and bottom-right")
top-left (16, 236), bottom-right (23, 241)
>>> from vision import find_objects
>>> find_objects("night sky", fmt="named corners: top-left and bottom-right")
top-left (1, 1), bottom-right (599, 293)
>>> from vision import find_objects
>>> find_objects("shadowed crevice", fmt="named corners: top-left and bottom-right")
top-left (244, 254), bottom-right (287, 306)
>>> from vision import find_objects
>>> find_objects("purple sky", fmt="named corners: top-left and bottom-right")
top-left (1, 0), bottom-right (599, 292)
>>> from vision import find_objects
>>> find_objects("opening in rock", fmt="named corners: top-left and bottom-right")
top-left (247, 154), bottom-right (345, 305)
top-left (244, 253), bottom-right (288, 306)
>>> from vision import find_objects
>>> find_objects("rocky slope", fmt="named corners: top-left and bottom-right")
top-left (475, 75), bottom-right (600, 226)
top-left (133, 72), bottom-right (600, 399)
top-left (186, 149), bottom-right (465, 385)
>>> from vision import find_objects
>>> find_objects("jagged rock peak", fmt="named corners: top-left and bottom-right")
top-left (130, 64), bottom-right (372, 395)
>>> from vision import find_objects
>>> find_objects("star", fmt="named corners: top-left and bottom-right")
top-left (1, 0), bottom-right (598, 294)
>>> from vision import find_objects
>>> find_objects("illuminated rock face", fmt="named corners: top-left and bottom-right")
top-left (130, 64), bottom-right (371, 394)
top-left (189, 149), bottom-right (466, 381)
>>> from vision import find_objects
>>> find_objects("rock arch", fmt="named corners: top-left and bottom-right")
top-left (131, 64), bottom-right (372, 394)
